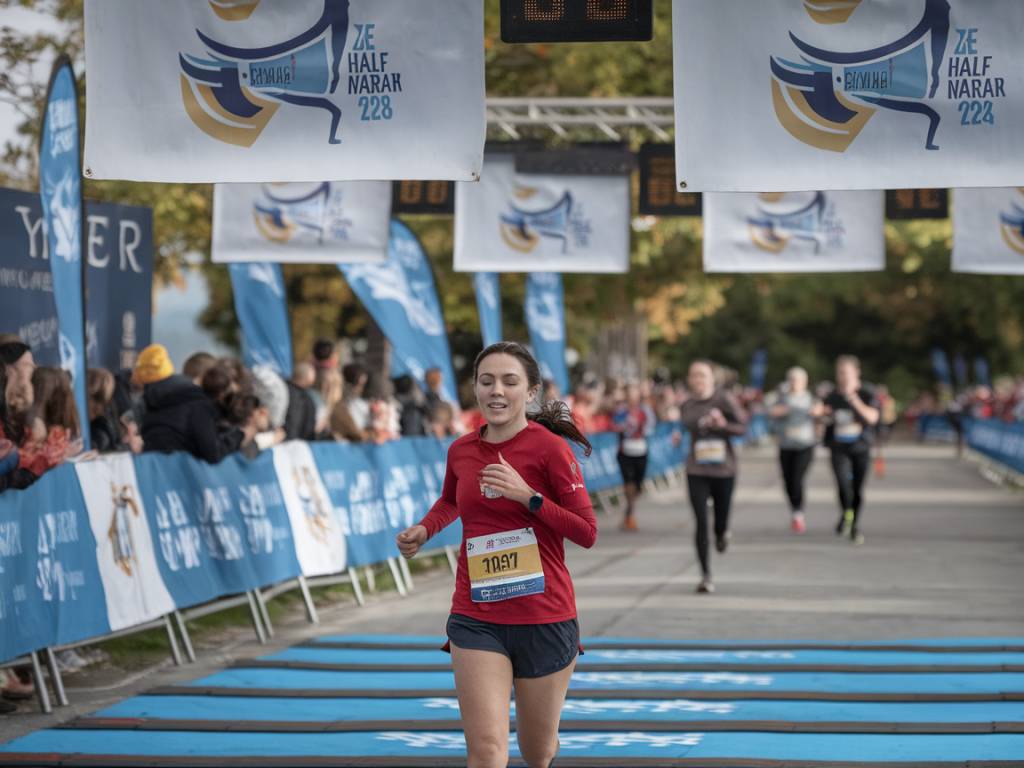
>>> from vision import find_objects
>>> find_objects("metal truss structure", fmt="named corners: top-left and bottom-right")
top-left (485, 97), bottom-right (674, 141)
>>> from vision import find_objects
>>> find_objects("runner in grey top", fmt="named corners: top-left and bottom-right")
top-left (769, 367), bottom-right (823, 534)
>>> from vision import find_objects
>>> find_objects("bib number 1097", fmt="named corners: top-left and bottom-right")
top-left (481, 551), bottom-right (518, 575)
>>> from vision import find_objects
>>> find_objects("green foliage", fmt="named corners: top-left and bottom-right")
top-left (2, 0), bottom-right (1022, 400)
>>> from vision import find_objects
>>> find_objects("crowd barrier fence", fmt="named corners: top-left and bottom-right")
top-left (0, 423), bottom-right (699, 712)
top-left (0, 415), bottom-right (788, 714)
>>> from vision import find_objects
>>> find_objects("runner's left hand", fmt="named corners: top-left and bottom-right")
top-left (479, 452), bottom-right (535, 506)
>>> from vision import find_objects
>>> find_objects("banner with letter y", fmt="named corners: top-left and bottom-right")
top-left (40, 57), bottom-right (90, 448)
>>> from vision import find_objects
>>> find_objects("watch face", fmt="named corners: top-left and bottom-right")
top-left (529, 493), bottom-right (543, 511)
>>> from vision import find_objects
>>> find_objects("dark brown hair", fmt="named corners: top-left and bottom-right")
top-left (32, 367), bottom-right (80, 439)
top-left (86, 368), bottom-right (115, 420)
top-left (473, 341), bottom-right (591, 456)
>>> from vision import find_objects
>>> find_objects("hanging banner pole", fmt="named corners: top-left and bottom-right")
top-left (39, 55), bottom-right (90, 449)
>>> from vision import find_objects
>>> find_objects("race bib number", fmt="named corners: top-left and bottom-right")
top-left (694, 438), bottom-right (727, 465)
top-left (785, 423), bottom-right (815, 443)
top-left (834, 410), bottom-right (863, 442)
top-left (466, 527), bottom-right (545, 603)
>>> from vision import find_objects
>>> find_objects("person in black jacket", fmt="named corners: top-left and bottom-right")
top-left (134, 344), bottom-right (230, 464)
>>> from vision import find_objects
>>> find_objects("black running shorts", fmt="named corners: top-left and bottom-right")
top-left (617, 453), bottom-right (648, 488)
top-left (444, 613), bottom-right (581, 679)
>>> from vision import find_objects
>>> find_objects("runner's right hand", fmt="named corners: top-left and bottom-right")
top-left (396, 525), bottom-right (428, 559)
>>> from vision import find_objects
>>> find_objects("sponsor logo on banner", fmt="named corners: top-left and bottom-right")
top-left (500, 186), bottom-right (592, 254)
top-left (273, 442), bottom-right (345, 576)
top-left (107, 483), bottom-right (142, 577)
top-left (208, 1), bottom-right (262, 22)
top-left (377, 732), bottom-right (703, 751)
top-left (343, 262), bottom-right (444, 339)
top-left (999, 189), bottom-right (1024, 255)
top-left (293, 465), bottom-right (333, 544)
top-left (770, 0), bottom-right (951, 152)
top-left (747, 192), bottom-right (845, 253)
top-left (44, 168), bottom-right (80, 264)
top-left (179, 0), bottom-right (351, 146)
top-left (253, 182), bottom-right (354, 244)
top-left (77, 456), bottom-right (175, 631)
top-left (802, 1), bottom-right (864, 25)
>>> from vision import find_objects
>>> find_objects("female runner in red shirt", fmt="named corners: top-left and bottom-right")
top-left (396, 342), bottom-right (597, 768)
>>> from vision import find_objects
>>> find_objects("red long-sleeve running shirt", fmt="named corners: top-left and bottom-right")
top-left (417, 421), bottom-right (597, 625)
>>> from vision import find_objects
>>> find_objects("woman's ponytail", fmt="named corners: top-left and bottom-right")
top-left (528, 399), bottom-right (592, 456)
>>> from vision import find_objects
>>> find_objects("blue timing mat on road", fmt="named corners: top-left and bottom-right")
top-left (3, 635), bottom-right (1023, 766)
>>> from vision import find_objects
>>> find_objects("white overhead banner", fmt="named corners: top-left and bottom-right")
top-left (454, 155), bottom-right (630, 273)
top-left (213, 181), bottom-right (390, 263)
top-left (952, 188), bottom-right (1024, 274)
top-left (83, 0), bottom-right (485, 182)
top-left (703, 191), bottom-right (885, 273)
top-left (672, 0), bottom-right (1024, 191)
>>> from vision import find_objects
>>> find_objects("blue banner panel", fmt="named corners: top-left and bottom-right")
top-left (229, 262), bottom-right (293, 378)
top-left (0, 464), bottom-right (109, 662)
top-left (40, 60), bottom-right (89, 446)
top-left (967, 418), bottom-right (1024, 475)
top-left (472, 272), bottom-right (502, 347)
top-left (0, 186), bottom-right (153, 371)
top-left (341, 219), bottom-right (458, 403)
top-left (524, 271), bottom-right (569, 395)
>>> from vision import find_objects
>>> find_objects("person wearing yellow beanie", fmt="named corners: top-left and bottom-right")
top-left (133, 344), bottom-right (174, 386)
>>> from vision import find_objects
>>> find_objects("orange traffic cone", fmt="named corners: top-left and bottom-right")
top-left (874, 454), bottom-right (886, 478)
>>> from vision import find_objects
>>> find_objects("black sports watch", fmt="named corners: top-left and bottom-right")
top-left (528, 492), bottom-right (544, 514)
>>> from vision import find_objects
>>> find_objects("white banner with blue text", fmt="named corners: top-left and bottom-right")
top-left (214, 181), bottom-right (390, 263)
top-left (83, 0), bottom-right (485, 182)
top-left (703, 191), bottom-right (885, 273)
top-left (454, 155), bottom-right (631, 273)
top-left (952, 188), bottom-right (1024, 274)
top-left (673, 0), bottom-right (1024, 191)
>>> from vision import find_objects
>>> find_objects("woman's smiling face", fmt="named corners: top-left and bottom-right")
top-left (475, 353), bottom-right (536, 429)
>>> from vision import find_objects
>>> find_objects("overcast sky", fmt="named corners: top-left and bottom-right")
top-left (0, 5), bottom-right (66, 154)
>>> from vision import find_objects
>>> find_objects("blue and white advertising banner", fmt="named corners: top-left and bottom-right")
top-left (229, 262), bottom-right (293, 377)
top-left (931, 347), bottom-right (953, 388)
top-left (749, 348), bottom-right (768, 391)
top-left (703, 191), bottom-right (885, 272)
top-left (75, 454), bottom-right (176, 632)
top-left (0, 187), bottom-right (153, 371)
top-left (273, 441), bottom-right (346, 577)
top-left (40, 59), bottom-right (89, 447)
top-left (974, 356), bottom-right (991, 387)
top-left (213, 181), bottom-right (390, 264)
top-left (952, 188), bottom-right (1024, 274)
top-left (455, 155), bottom-right (631, 273)
top-left (967, 418), bottom-right (1024, 474)
top-left (340, 219), bottom-right (457, 403)
top-left (525, 272), bottom-right (569, 395)
top-left (83, 1), bottom-right (485, 183)
top-left (0, 464), bottom-right (110, 663)
top-left (473, 272), bottom-right (502, 347)
top-left (673, 0), bottom-right (1024, 191)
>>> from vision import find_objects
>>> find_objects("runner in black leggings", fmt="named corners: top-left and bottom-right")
top-left (823, 355), bottom-right (880, 546)
top-left (680, 360), bottom-right (748, 594)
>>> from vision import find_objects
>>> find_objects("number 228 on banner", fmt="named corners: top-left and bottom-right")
top-left (466, 527), bottom-right (545, 603)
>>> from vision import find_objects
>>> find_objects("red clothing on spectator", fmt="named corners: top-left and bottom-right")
top-left (417, 421), bottom-right (596, 625)
top-left (19, 425), bottom-right (68, 477)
